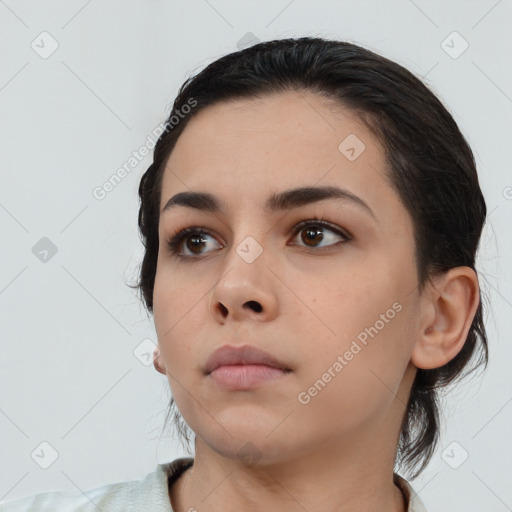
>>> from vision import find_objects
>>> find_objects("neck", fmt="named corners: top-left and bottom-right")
top-left (170, 435), bottom-right (407, 512)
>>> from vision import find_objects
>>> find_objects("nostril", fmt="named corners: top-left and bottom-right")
top-left (217, 303), bottom-right (228, 316)
top-left (245, 300), bottom-right (263, 313)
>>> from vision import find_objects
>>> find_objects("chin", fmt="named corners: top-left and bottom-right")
top-left (196, 423), bottom-right (302, 468)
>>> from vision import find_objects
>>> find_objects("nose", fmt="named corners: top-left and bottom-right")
top-left (209, 243), bottom-right (279, 324)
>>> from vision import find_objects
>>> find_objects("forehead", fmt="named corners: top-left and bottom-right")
top-left (160, 90), bottom-right (396, 217)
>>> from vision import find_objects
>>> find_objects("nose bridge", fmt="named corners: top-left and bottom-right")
top-left (224, 206), bottom-right (270, 267)
top-left (228, 204), bottom-right (275, 270)
top-left (218, 232), bottom-right (268, 293)
top-left (209, 223), bottom-right (279, 322)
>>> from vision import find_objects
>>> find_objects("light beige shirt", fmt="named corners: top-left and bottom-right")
top-left (1, 457), bottom-right (429, 511)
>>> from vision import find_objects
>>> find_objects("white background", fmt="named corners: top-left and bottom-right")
top-left (1, 1), bottom-right (511, 510)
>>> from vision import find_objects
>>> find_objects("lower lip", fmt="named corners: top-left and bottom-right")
top-left (209, 364), bottom-right (289, 389)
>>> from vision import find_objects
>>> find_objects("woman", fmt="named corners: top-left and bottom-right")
top-left (2, 36), bottom-right (488, 512)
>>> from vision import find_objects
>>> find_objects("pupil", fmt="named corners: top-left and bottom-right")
top-left (187, 235), bottom-right (205, 253)
top-left (303, 227), bottom-right (323, 246)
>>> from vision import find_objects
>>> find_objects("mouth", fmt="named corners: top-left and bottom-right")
top-left (209, 364), bottom-right (290, 389)
top-left (204, 344), bottom-right (292, 390)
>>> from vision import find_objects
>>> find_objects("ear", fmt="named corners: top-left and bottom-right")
top-left (153, 346), bottom-right (167, 375)
top-left (411, 266), bottom-right (480, 370)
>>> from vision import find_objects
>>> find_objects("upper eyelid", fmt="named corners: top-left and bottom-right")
top-left (291, 219), bottom-right (352, 238)
top-left (170, 219), bottom-right (349, 241)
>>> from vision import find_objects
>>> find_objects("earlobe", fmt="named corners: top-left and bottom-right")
top-left (153, 347), bottom-right (167, 375)
top-left (411, 266), bottom-right (480, 370)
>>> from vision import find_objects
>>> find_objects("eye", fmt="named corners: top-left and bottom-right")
top-left (166, 226), bottom-right (221, 257)
top-left (165, 218), bottom-right (351, 259)
top-left (289, 218), bottom-right (351, 250)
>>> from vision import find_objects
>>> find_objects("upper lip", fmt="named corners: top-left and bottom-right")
top-left (204, 345), bottom-right (291, 374)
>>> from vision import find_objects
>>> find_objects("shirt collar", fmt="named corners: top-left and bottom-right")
top-left (160, 458), bottom-right (429, 512)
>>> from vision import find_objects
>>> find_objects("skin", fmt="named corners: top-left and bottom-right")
top-left (151, 90), bottom-right (480, 512)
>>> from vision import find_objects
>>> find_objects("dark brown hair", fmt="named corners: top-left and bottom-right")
top-left (132, 36), bottom-right (489, 479)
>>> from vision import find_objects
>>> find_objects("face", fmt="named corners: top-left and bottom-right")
top-left (153, 90), bottom-right (421, 465)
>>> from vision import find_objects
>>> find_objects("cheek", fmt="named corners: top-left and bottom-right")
top-left (296, 276), bottom-right (383, 349)
top-left (296, 275), bottom-right (410, 389)
top-left (153, 257), bottom-right (204, 323)
top-left (294, 308), bottom-right (410, 433)
top-left (152, 266), bottom-right (203, 367)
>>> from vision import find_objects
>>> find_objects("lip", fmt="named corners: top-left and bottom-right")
top-left (204, 344), bottom-right (291, 375)
top-left (209, 364), bottom-right (289, 389)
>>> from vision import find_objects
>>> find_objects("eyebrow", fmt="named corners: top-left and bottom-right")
top-left (161, 185), bottom-right (376, 219)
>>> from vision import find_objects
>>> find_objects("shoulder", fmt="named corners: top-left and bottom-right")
top-left (0, 461), bottom-right (184, 512)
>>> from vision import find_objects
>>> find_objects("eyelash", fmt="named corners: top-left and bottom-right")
top-left (165, 217), bottom-right (352, 258)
